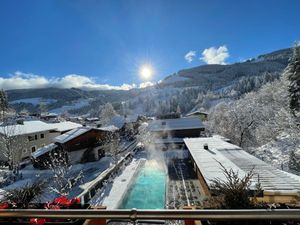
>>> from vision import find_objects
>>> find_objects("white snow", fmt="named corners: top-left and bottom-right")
top-left (32, 143), bottom-right (57, 159)
top-left (0, 120), bottom-right (82, 136)
top-left (0, 120), bottom-right (56, 136)
top-left (54, 127), bottom-right (92, 144)
top-left (184, 137), bottom-right (300, 192)
top-left (48, 121), bottom-right (82, 132)
top-left (253, 133), bottom-right (300, 170)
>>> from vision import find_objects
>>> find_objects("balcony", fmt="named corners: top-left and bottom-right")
top-left (0, 208), bottom-right (300, 225)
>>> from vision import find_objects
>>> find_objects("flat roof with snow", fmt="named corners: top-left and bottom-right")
top-left (0, 120), bottom-right (82, 136)
top-left (184, 137), bottom-right (300, 193)
top-left (0, 121), bottom-right (56, 136)
top-left (48, 121), bottom-right (82, 132)
top-left (148, 117), bottom-right (204, 132)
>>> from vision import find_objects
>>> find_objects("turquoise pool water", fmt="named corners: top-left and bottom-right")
top-left (120, 161), bottom-right (166, 209)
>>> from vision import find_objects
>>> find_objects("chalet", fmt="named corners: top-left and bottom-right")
top-left (148, 117), bottom-right (205, 149)
top-left (184, 137), bottom-right (300, 205)
top-left (53, 127), bottom-right (113, 164)
top-left (0, 120), bottom-right (82, 162)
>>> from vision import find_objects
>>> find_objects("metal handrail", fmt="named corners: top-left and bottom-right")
top-left (0, 209), bottom-right (300, 220)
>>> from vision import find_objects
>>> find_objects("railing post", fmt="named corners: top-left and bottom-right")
top-left (83, 206), bottom-right (107, 225)
top-left (183, 206), bottom-right (202, 225)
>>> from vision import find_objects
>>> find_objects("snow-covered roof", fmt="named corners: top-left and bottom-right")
top-left (54, 127), bottom-right (92, 144)
top-left (48, 121), bottom-right (82, 132)
top-left (186, 110), bottom-right (208, 117)
top-left (86, 117), bottom-right (99, 122)
top-left (0, 120), bottom-right (82, 136)
top-left (109, 115), bottom-right (125, 129)
top-left (184, 137), bottom-right (300, 193)
top-left (31, 143), bottom-right (58, 159)
top-left (148, 117), bottom-right (204, 132)
top-left (0, 121), bottom-right (57, 136)
top-left (99, 125), bottom-right (119, 132)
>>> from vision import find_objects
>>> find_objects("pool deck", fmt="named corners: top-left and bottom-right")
top-left (90, 158), bottom-right (145, 209)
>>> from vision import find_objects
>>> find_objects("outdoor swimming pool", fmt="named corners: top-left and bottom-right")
top-left (120, 160), bottom-right (166, 209)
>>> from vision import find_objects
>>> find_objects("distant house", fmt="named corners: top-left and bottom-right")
top-left (148, 117), bottom-right (205, 149)
top-left (184, 137), bottom-right (300, 205)
top-left (186, 110), bottom-right (209, 121)
top-left (103, 115), bottom-right (140, 139)
top-left (0, 120), bottom-right (82, 162)
top-left (40, 113), bottom-right (59, 121)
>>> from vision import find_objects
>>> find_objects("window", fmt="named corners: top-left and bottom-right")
top-left (31, 146), bottom-right (36, 152)
top-left (35, 135), bottom-right (38, 140)
top-left (40, 133), bottom-right (44, 139)
top-left (28, 136), bottom-right (34, 141)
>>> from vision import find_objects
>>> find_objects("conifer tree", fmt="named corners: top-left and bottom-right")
top-left (286, 43), bottom-right (300, 116)
top-left (288, 150), bottom-right (300, 172)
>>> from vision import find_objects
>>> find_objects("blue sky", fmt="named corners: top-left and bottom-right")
top-left (0, 0), bottom-right (299, 90)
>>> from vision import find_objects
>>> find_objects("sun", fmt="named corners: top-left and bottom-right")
top-left (139, 65), bottom-right (153, 80)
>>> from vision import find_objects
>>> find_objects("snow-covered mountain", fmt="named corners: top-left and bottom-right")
top-left (7, 47), bottom-right (293, 115)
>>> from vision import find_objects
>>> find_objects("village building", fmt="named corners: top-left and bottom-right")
top-left (40, 112), bottom-right (59, 122)
top-left (148, 117), bottom-right (205, 149)
top-left (53, 127), bottom-right (113, 164)
top-left (184, 137), bottom-right (300, 205)
top-left (0, 120), bottom-right (82, 162)
top-left (32, 124), bottom-right (138, 168)
top-left (186, 110), bottom-right (209, 121)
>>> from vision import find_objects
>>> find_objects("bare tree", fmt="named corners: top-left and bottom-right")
top-left (0, 124), bottom-right (28, 172)
top-left (44, 149), bottom-right (83, 196)
top-left (4, 181), bottom-right (44, 208)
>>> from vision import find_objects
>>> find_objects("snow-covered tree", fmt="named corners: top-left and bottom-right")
top-left (100, 103), bottom-right (118, 125)
top-left (0, 125), bottom-right (27, 171)
top-left (288, 150), bottom-right (300, 172)
top-left (46, 149), bottom-right (83, 196)
top-left (0, 89), bottom-right (9, 119)
top-left (285, 43), bottom-right (300, 117)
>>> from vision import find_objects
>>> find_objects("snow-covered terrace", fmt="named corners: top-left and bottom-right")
top-left (184, 137), bottom-right (300, 193)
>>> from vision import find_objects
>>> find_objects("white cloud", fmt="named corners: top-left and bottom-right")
top-left (139, 81), bottom-right (155, 89)
top-left (0, 72), bottom-right (141, 91)
top-left (201, 45), bottom-right (229, 65)
top-left (184, 50), bottom-right (196, 63)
